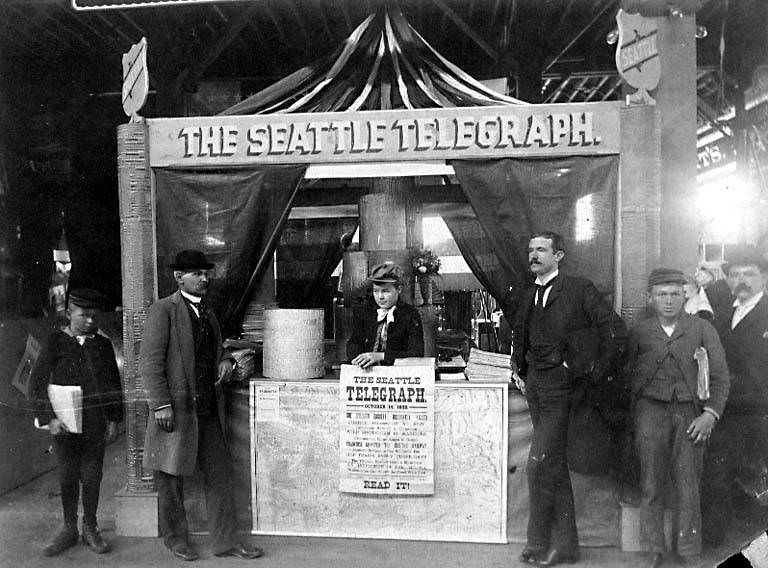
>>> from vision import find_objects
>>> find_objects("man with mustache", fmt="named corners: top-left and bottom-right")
top-left (141, 250), bottom-right (264, 562)
top-left (513, 231), bottom-right (627, 566)
top-left (701, 248), bottom-right (768, 547)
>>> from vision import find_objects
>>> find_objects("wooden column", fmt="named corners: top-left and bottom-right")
top-left (115, 121), bottom-right (158, 536)
top-left (655, 15), bottom-right (698, 267)
top-left (619, 105), bottom-right (662, 327)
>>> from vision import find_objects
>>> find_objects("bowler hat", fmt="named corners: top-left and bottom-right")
top-left (169, 250), bottom-right (214, 271)
top-left (722, 246), bottom-right (768, 274)
top-left (368, 262), bottom-right (403, 284)
top-left (67, 288), bottom-right (104, 310)
top-left (648, 268), bottom-right (687, 288)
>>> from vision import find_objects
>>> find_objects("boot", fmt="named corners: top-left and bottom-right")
top-left (43, 524), bottom-right (79, 556)
top-left (82, 523), bottom-right (110, 554)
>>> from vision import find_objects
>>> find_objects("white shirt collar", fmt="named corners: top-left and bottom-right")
top-left (180, 289), bottom-right (203, 304)
top-left (535, 268), bottom-right (559, 287)
top-left (733, 290), bottom-right (763, 310)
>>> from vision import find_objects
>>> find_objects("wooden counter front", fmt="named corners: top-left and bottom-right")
top-left (226, 379), bottom-right (508, 543)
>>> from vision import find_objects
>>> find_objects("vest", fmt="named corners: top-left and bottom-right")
top-left (640, 344), bottom-right (692, 402)
top-left (526, 296), bottom-right (564, 370)
top-left (185, 301), bottom-right (218, 416)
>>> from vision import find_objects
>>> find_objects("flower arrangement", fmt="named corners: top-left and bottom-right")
top-left (411, 248), bottom-right (441, 275)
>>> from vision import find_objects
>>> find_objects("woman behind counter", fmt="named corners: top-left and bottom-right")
top-left (347, 262), bottom-right (424, 369)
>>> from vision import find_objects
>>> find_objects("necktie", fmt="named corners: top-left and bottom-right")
top-left (198, 298), bottom-right (208, 318)
top-left (535, 281), bottom-right (553, 308)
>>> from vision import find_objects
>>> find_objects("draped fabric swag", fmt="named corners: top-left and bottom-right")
top-left (450, 156), bottom-right (619, 321)
top-left (153, 165), bottom-right (308, 337)
top-left (276, 217), bottom-right (358, 309)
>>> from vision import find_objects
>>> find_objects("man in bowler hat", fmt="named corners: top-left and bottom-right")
top-left (701, 248), bottom-right (768, 546)
top-left (141, 250), bottom-right (263, 561)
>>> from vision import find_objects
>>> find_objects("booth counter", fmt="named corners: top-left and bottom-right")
top-left (225, 378), bottom-right (509, 543)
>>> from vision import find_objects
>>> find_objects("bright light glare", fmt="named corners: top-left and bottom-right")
top-left (697, 174), bottom-right (753, 243)
top-left (422, 216), bottom-right (453, 246)
top-left (575, 194), bottom-right (594, 242)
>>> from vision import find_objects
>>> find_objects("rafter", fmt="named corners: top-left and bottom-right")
top-left (176, 4), bottom-right (262, 87)
top-left (428, 0), bottom-right (499, 63)
top-left (544, 0), bottom-right (616, 73)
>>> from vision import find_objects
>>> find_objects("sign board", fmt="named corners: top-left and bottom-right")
top-left (616, 9), bottom-right (660, 104)
top-left (147, 102), bottom-right (621, 167)
top-left (697, 140), bottom-right (735, 173)
top-left (122, 37), bottom-right (149, 121)
top-left (339, 364), bottom-right (435, 495)
top-left (74, 0), bottom-right (241, 10)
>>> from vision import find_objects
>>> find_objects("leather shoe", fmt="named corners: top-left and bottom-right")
top-left (82, 525), bottom-right (110, 554)
top-left (170, 543), bottom-right (199, 562)
top-left (535, 548), bottom-right (580, 566)
top-left (43, 525), bottom-right (79, 557)
top-left (214, 543), bottom-right (265, 559)
top-left (646, 552), bottom-right (664, 568)
top-left (520, 547), bottom-right (542, 563)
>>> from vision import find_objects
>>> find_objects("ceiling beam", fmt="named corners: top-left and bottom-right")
top-left (31, 5), bottom-right (93, 49)
top-left (544, 0), bottom-right (616, 73)
top-left (176, 4), bottom-right (262, 88)
top-left (428, 0), bottom-right (499, 63)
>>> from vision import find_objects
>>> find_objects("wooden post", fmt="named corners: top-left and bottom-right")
top-left (115, 121), bottom-right (158, 536)
top-left (655, 15), bottom-right (698, 267)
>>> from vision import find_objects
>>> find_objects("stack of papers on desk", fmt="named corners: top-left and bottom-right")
top-left (465, 348), bottom-right (512, 383)
top-left (393, 357), bottom-right (436, 368)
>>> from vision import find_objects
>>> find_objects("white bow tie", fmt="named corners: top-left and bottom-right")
top-left (377, 307), bottom-right (396, 324)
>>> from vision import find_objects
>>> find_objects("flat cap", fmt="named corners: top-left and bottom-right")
top-left (368, 262), bottom-right (403, 284)
top-left (722, 246), bottom-right (768, 274)
top-left (648, 268), bottom-right (687, 288)
top-left (67, 288), bottom-right (104, 310)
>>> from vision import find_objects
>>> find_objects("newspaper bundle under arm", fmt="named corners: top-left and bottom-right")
top-left (694, 346), bottom-right (710, 401)
top-left (34, 385), bottom-right (83, 434)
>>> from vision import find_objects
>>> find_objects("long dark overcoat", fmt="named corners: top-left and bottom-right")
top-left (141, 291), bottom-right (225, 476)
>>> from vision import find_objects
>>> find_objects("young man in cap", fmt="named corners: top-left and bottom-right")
top-left (347, 262), bottom-right (424, 369)
top-left (701, 248), bottom-right (768, 546)
top-left (628, 268), bottom-right (729, 567)
top-left (141, 250), bottom-right (263, 561)
top-left (32, 288), bottom-right (123, 556)
top-left (513, 231), bottom-right (627, 566)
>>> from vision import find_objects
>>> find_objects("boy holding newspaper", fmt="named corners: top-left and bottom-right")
top-left (32, 288), bottom-right (123, 556)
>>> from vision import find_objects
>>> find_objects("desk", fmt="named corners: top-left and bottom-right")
top-left (227, 379), bottom-right (508, 543)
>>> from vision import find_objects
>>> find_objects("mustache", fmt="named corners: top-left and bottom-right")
top-left (734, 283), bottom-right (752, 294)
top-left (529, 259), bottom-right (541, 265)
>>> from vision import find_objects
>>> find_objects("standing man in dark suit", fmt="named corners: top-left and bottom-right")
top-left (141, 250), bottom-right (263, 562)
top-left (513, 231), bottom-right (627, 566)
top-left (701, 249), bottom-right (768, 546)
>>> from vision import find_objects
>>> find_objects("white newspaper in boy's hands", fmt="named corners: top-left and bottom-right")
top-left (47, 385), bottom-right (83, 434)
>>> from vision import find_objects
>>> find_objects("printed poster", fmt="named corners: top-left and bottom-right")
top-left (339, 363), bottom-right (435, 495)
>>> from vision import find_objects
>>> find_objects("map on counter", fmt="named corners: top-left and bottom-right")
top-left (339, 363), bottom-right (435, 495)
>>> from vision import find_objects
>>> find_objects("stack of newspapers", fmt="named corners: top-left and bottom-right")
top-left (464, 348), bottom-right (512, 383)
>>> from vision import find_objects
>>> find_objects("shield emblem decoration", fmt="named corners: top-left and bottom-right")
top-left (615, 9), bottom-right (660, 93)
top-left (122, 37), bottom-right (149, 120)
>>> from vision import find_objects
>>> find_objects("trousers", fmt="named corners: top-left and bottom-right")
top-left (54, 434), bottom-right (106, 528)
top-left (524, 365), bottom-right (579, 554)
top-left (635, 397), bottom-right (702, 556)
top-left (156, 415), bottom-right (237, 554)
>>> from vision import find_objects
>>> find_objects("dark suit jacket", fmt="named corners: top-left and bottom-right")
top-left (140, 291), bottom-right (227, 476)
top-left (347, 300), bottom-right (424, 365)
top-left (513, 274), bottom-right (627, 381)
top-left (720, 294), bottom-right (768, 412)
top-left (627, 313), bottom-right (730, 416)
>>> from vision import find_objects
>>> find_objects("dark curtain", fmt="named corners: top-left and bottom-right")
top-left (154, 165), bottom-right (307, 337)
top-left (451, 156), bottom-right (619, 321)
top-left (276, 217), bottom-right (358, 308)
top-left (442, 290), bottom-right (473, 336)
